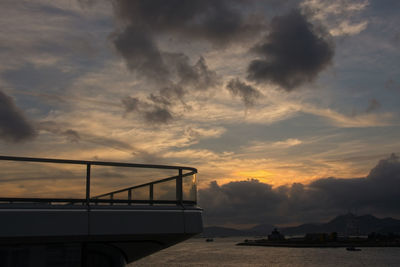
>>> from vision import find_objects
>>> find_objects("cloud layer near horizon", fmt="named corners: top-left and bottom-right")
top-left (199, 154), bottom-right (400, 226)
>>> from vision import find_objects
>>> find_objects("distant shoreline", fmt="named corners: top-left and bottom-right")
top-left (237, 240), bottom-right (400, 248)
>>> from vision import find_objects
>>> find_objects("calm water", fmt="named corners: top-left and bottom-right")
top-left (129, 237), bottom-right (400, 267)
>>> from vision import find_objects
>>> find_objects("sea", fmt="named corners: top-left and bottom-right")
top-left (129, 237), bottom-right (400, 267)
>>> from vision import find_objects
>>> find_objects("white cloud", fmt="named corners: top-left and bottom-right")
top-left (301, 0), bottom-right (369, 19)
top-left (301, 0), bottom-right (369, 36)
top-left (245, 139), bottom-right (303, 153)
top-left (302, 104), bottom-right (394, 128)
top-left (272, 138), bottom-right (303, 148)
top-left (163, 149), bottom-right (221, 161)
top-left (329, 20), bottom-right (368, 36)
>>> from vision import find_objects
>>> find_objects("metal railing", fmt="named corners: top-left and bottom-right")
top-left (0, 155), bottom-right (197, 207)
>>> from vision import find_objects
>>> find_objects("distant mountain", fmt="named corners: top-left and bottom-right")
top-left (279, 213), bottom-right (400, 236)
top-left (279, 223), bottom-right (323, 236)
top-left (203, 214), bottom-right (400, 237)
top-left (202, 226), bottom-right (249, 237)
top-left (246, 223), bottom-right (275, 236)
top-left (203, 224), bottom-right (274, 237)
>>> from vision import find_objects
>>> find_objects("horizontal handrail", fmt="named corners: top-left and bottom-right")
top-left (0, 197), bottom-right (86, 203)
top-left (0, 197), bottom-right (196, 205)
top-left (0, 155), bottom-right (197, 172)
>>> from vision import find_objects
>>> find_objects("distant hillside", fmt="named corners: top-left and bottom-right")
top-left (204, 214), bottom-right (400, 237)
top-left (202, 226), bottom-right (249, 237)
top-left (246, 223), bottom-right (275, 236)
top-left (203, 224), bottom-right (274, 237)
top-left (279, 213), bottom-right (400, 236)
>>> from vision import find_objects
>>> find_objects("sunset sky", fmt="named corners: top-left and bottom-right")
top-left (1, 0), bottom-right (399, 226)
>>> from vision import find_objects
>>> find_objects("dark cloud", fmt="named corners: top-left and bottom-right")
top-left (167, 54), bottom-right (220, 91)
top-left (63, 129), bottom-right (80, 143)
top-left (226, 78), bottom-right (262, 108)
top-left (111, 0), bottom-right (261, 46)
top-left (121, 96), bottom-right (141, 113)
top-left (183, 57), bottom-right (220, 90)
top-left (0, 90), bottom-right (36, 142)
top-left (148, 84), bottom-right (186, 106)
top-left (38, 121), bottom-right (80, 143)
top-left (149, 93), bottom-right (172, 107)
top-left (122, 96), bottom-right (173, 125)
top-left (39, 120), bottom-right (136, 151)
top-left (120, 55), bottom-right (218, 124)
top-left (200, 179), bottom-right (285, 225)
top-left (144, 107), bottom-right (173, 124)
top-left (157, 85), bottom-right (186, 104)
top-left (111, 1), bottom-right (239, 123)
top-left (199, 154), bottom-right (400, 226)
top-left (112, 26), bottom-right (169, 81)
top-left (309, 154), bottom-right (400, 214)
top-left (111, 0), bottom-right (244, 87)
top-left (247, 9), bottom-right (334, 91)
top-left (366, 98), bottom-right (381, 113)
top-left (114, 34), bottom-right (216, 90)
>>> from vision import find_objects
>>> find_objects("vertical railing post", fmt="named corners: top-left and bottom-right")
top-left (128, 189), bottom-right (132, 206)
top-left (86, 164), bottom-right (91, 208)
top-left (149, 184), bottom-right (154, 205)
top-left (176, 168), bottom-right (183, 205)
top-left (110, 193), bottom-right (114, 206)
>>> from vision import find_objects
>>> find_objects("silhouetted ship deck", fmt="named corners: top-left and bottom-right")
top-left (0, 156), bottom-right (202, 266)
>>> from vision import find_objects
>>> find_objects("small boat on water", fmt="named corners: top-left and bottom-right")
top-left (346, 246), bottom-right (361, 251)
top-left (206, 238), bottom-right (214, 242)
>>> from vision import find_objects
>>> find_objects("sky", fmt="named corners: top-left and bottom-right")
top-left (0, 0), bottom-right (400, 227)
